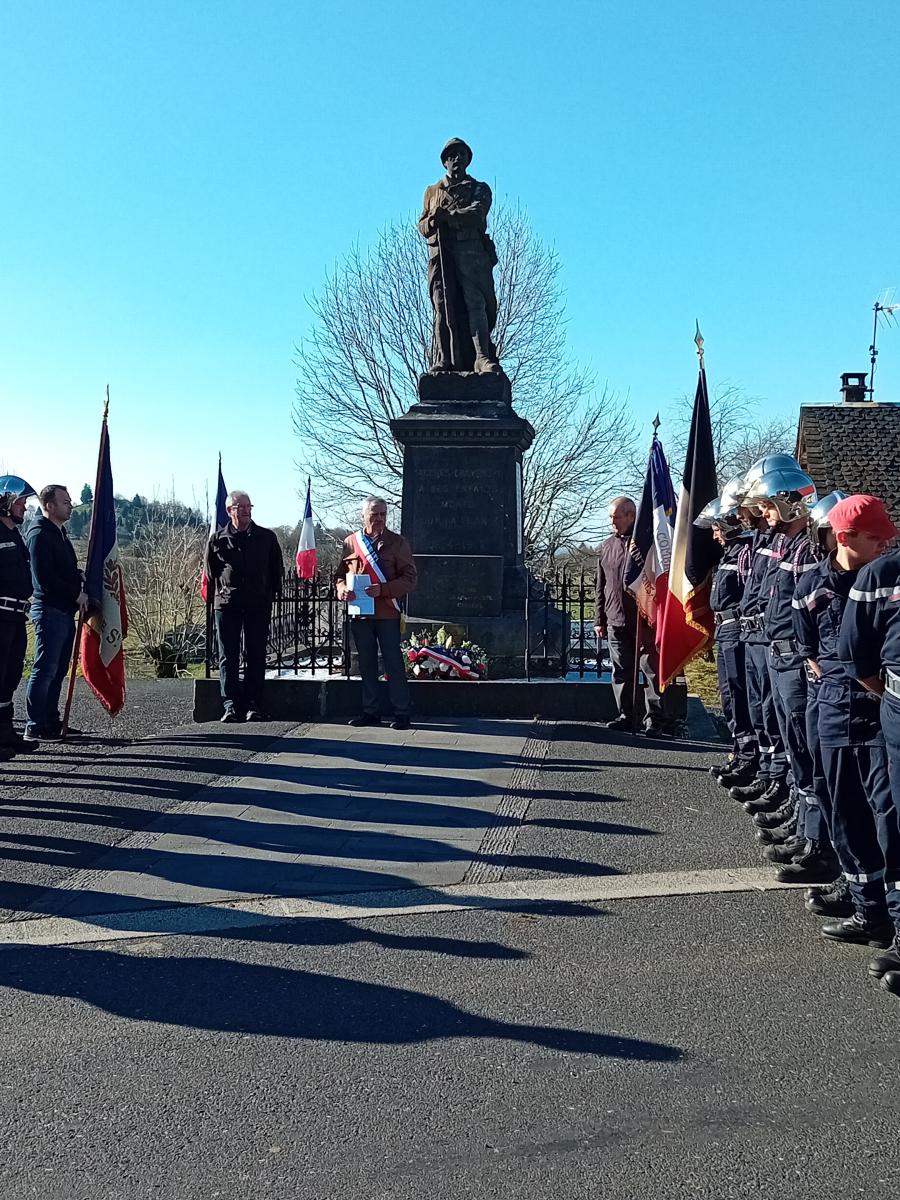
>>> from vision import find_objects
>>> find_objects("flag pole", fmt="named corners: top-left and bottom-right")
top-left (630, 414), bottom-right (662, 731)
top-left (62, 387), bottom-right (110, 738)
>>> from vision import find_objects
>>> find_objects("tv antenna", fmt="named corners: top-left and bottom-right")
top-left (869, 288), bottom-right (900, 400)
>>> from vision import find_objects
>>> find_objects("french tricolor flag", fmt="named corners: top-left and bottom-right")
top-left (81, 408), bottom-right (128, 715)
top-left (200, 456), bottom-right (228, 602)
top-left (295, 477), bottom-right (317, 580)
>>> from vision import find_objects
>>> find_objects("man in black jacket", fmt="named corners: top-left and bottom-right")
top-left (0, 476), bottom-right (39, 758)
top-left (25, 484), bottom-right (86, 741)
top-left (205, 490), bottom-right (283, 722)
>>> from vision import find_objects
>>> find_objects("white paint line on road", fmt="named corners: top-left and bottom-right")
top-left (0, 867), bottom-right (804, 948)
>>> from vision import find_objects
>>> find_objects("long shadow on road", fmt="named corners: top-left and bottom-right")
top-left (0, 931), bottom-right (682, 1063)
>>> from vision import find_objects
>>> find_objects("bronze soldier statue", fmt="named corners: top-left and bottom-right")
top-left (418, 138), bottom-right (500, 375)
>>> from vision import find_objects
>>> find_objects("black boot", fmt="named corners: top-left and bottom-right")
top-left (868, 933), bottom-right (900, 978)
top-left (718, 761), bottom-right (758, 788)
top-left (880, 970), bottom-right (900, 996)
top-left (754, 797), bottom-right (796, 829)
top-left (730, 778), bottom-right (768, 801)
top-left (710, 756), bottom-right (738, 779)
top-left (0, 717), bottom-right (24, 757)
top-left (821, 911), bottom-right (893, 946)
top-left (805, 877), bottom-right (853, 917)
top-left (755, 814), bottom-right (798, 845)
top-left (763, 835), bottom-right (807, 864)
top-left (775, 842), bottom-right (839, 884)
top-left (744, 780), bottom-right (791, 814)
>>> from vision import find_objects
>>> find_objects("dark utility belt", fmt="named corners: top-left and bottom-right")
top-left (739, 612), bottom-right (765, 633)
top-left (885, 670), bottom-right (900, 700)
top-left (771, 638), bottom-right (798, 657)
top-left (714, 607), bottom-right (742, 625)
top-left (0, 596), bottom-right (29, 614)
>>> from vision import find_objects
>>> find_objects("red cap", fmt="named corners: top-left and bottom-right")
top-left (828, 494), bottom-right (899, 540)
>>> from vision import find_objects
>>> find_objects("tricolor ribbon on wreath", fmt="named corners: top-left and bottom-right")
top-left (350, 529), bottom-right (401, 613)
top-left (407, 646), bottom-right (480, 679)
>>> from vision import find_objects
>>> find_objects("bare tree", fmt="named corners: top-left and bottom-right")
top-left (123, 504), bottom-right (208, 676)
top-left (662, 383), bottom-right (795, 487)
top-left (293, 204), bottom-right (636, 557)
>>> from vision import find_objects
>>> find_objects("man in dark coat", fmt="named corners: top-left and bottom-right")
top-left (594, 496), bottom-right (684, 734)
top-left (205, 490), bottom-right (283, 722)
top-left (24, 484), bottom-right (86, 740)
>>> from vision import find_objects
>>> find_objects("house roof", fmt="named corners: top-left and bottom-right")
top-left (795, 402), bottom-right (900, 520)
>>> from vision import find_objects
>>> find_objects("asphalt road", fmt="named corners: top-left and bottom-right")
top-left (2, 702), bottom-right (899, 1198)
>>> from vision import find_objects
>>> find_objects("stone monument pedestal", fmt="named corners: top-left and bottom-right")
top-left (391, 373), bottom-right (568, 676)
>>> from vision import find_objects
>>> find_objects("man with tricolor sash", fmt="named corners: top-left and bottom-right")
top-left (336, 496), bottom-right (417, 729)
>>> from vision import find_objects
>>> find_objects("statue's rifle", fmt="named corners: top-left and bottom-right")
top-left (436, 200), bottom-right (459, 369)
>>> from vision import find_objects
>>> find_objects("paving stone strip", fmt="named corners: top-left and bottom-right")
top-left (464, 719), bottom-right (551, 885)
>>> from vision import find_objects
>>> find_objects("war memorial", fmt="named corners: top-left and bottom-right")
top-left (193, 137), bottom-right (593, 723)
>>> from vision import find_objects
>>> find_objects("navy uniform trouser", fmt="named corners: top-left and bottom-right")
top-left (820, 741), bottom-right (900, 923)
top-left (716, 637), bottom-right (757, 766)
top-left (877, 692), bottom-right (900, 925)
top-left (805, 683), bottom-right (835, 854)
top-left (770, 661), bottom-right (822, 841)
top-left (745, 642), bottom-right (787, 782)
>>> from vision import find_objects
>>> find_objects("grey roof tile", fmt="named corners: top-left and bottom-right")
top-left (796, 403), bottom-right (900, 521)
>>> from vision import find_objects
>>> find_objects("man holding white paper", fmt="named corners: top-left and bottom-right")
top-left (335, 496), bottom-right (417, 729)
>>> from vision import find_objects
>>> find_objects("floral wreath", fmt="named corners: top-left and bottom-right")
top-left (402, 626), bottom-right (488, 680)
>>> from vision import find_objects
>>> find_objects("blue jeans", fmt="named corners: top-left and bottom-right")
top-left (25, 605), bottom-right (76, 734)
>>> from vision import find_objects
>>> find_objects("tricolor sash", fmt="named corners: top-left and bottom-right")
top-left (351, 530), bottom-right (401, 613)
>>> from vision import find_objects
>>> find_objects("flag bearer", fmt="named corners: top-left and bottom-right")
top-left (698, 477), bottom-right (757, 786)
top-left (838, 500), bottom-right (900, 994)
top-left (730, 459), bottom-right (795, 810)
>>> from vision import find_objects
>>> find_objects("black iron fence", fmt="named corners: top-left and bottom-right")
top-left (203, 568), bottom-right (607, 681)
top-left (525, 569), bottom-right (607, 680)
top-left (204, 573), bottom-right (349, 678)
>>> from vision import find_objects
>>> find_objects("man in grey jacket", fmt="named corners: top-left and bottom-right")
top-left (594, 496), bottom-right (678, 734)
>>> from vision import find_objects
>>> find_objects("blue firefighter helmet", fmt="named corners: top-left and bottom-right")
top-left (0, 476), bottom-right (36, 522)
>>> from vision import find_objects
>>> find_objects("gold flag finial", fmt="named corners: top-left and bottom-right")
top-left (694, 321), bottom-right (705, 370)
top-left (652, 412), bottom-right (661, 436)
top-left (103, 383), bottom-right (110, 421)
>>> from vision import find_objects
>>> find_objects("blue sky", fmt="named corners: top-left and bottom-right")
top-left (2, 1), bottom-right (898, 526)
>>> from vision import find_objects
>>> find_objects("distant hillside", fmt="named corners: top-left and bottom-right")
top-left (65, 495), bottom-right (205, 545)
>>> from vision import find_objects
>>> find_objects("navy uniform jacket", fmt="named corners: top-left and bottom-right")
top-left (740, 528), bottom-right (783, 645)
top-left (0, 522), bottom-right (33, 623)
top-left (794, 556), bottom-right (882, 746)
top-left (763, 528), bottom-right (820, 670)
top-left (839, 549), bottom-right (900, 681)
top-left (710, 534), bottom-right (752, 645)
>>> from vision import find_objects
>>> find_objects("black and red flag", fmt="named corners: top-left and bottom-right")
top-left (657, 327), bottom-right (719, 686)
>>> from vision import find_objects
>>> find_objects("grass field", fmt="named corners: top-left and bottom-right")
top-left (22, 624), bottom-right (205, 681)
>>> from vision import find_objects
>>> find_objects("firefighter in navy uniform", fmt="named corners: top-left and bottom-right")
top-left (744, 465), bottom-right (839, 883)
top-left (0, 476), bottom-right (39, 759)
top-left (697, 479), bottom-right (757, 787)
top-left (839, 504), bottom-right (900, 996)
top-left (772, 492), bottom-right (852, 908)
top-left (729, 456), bottom-right (797, 811)
top-left (792, 495), bottom-right (900, 955)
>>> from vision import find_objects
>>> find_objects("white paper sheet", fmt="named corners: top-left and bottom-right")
top-left (347, 572), bottom-right (375, 617)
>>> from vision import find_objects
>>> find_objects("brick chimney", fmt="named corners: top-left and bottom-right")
top-left (841, 372), bottom-right (869, 403)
